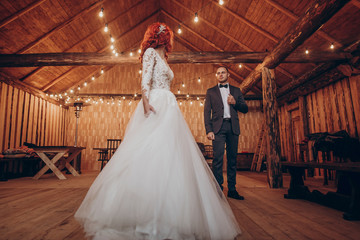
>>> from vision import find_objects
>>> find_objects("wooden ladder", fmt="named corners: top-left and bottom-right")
top-left (251, 122), bottom-right (266, 172)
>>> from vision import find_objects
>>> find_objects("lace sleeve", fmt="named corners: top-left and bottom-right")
top-left (141, 48), bottom-right (156, 99)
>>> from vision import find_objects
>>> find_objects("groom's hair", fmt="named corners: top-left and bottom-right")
top-left (217, 66), bottom-right (229, 73)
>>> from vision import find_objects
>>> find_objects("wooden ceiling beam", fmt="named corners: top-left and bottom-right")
top-left (351, 0), bottom-right (360, 8)
top-left (0, 72), bottom-right (64, 106)
top-left (41, 11), bottom-right (159, 92)
top-left (240, 0), bottom-right (350, 95)
top-left (20, 0), bottom-right (146, 82)
top-left (0, 51), bottom-right (352, 67)
top-left (264, 0), bottom-right (343, 47)
top-left (170, 0), bottom-right (295, 80)
top-left (0, 0), bottom-right (47, 29)
top-left (17, 0), bottom-right (105, 54)
top-left (278, 39), bottom-right (360, 103)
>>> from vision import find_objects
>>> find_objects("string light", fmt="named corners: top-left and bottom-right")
top-left (177, 89), bottom-right (181, 94)
top-left (99, 8), bottom-right (104, 18)
top-left (104, 23), bottom-right (108, 32)
top-left (77, 86), bottom-right (81, 90)
top-left (84, 82), bottom-right (87, 87)
top-left (194, 12), bottom-right (199, 23)
top-left (239, 64), bottom-right (242, 68)
top-left (219, 0), bottom-right (224, 5)
top-left (92, 76), bottom-right (95, 81)
top-left (197, 77), bottom-right (201, 83)
top-left (138, 49), bottom-right (141, 53)
top-left (182, 82), bottom-right (185, 87)
top-left (305, 48), bottom-right (309, 54)
top-left (130, 51), bottom-right (133, 56)
top-left (330, 43), bottom-right (334, 49)
top-left (70, 89), bottom-right (74, 93)
top-left (177, 25), bottom-right (182, 34)
top-left (139, 69), bottom-right (142, 74)
top-left (101, 69), bottom-right (104, 74)
top-left (115, 52), bottom-right (118, 57)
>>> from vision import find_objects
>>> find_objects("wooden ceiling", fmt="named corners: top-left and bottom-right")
top-left (0, 0), bottom-right (359, 101)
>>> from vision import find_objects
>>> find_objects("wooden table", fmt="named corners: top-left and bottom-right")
top-left (32, 146), bottom-right (85, 180)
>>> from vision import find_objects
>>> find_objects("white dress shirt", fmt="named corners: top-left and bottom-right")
top-left (218, 83), bottom-right (231, 118)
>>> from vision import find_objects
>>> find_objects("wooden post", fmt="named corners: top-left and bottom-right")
top-left (262, 67), bottom-right (283, 188)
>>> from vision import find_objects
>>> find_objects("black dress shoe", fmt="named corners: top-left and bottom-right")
top-left (227, 190), bottom-right (245, 200)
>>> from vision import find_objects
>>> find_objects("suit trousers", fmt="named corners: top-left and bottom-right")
top-left (212, 120), bottom-right (239, 191)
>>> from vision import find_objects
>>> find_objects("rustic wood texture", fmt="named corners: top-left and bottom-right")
top-left (262, 68), bottom-right (282, 188)
top-left (240, 0), bottom-right (350, 94)
top-left (1, 171), bottom-right (360, 240)
top-left (0, 82), bottom-right (68, 153)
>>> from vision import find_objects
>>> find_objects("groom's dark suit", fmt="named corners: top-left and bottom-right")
top-left (204, 84), bottom-right (248, 191)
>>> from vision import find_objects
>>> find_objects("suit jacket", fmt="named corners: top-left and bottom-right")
top-left (204, 84), bottom-right (248, 135)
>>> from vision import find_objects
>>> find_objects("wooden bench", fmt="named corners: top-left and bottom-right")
top-left (282, 161), bottom-right (360, 221)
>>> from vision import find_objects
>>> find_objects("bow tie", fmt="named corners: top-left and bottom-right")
top-left (219, 84), bottom-right (228, 88)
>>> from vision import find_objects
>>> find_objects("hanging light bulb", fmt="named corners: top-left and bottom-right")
top-left (180, 102), bottom-right (183, 106)
top-left (77, 86), bottom-right (81, 90)
top-left (177, 25), bottom-right (182, 34)
top-left (182, 82), bottom-right (185, 87)
top-left (46, 93), bottom-right (49, 96)
top-left (104, 23), bottom-right (108, 32)
top-left (99, 8), bottom-right (104, 18)
top-left (134, 93), bottom-right (137, 97)
top-left (110, 35), bottom-right (115, 43)
top-left (112, 49), bottom-right (116, 54)
top-left (186, 93), bottom-right (190, 98)
top-left (110, 44), bottom-right (114, 50)
top-left (194, 12), bottom-right (199, 23)
top-left (197, 97), bottom-right (200, 100)
top-left (64, 92), bottom-right (68, 96)
top-left (330, 43), bottom-right (334, 49)
top-left (197, 77), bottom-right (201, 83)
top-left (239, 63), bottom-right (242, 68)
top-left (115, 52), bottom-right (118, 57)
top-left (138, 49), bottom-right (141, 54)
top-left (219, 0), bottom-right (224, 5)
top-left (305, 48), bottom-right (309, 54)
top-left (130, 51), bottom-right (133, 56)
top-left (177, 89), bottom-right (180, 94)
top-left (84, 82), bottom-right (87, 87)
top-left (139, 69), bottom-right (142, 74)
top-left (70, 89), bottom-right (74, 93)
top-left (92, 76), bottom-right (95, 81)
top-left (101, 69), bottom-right (104, 74)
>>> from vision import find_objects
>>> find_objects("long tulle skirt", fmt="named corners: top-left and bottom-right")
top-left (75, 89), bottom-right (241, 240)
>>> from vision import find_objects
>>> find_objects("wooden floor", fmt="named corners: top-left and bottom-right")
top-left (1, 171), bottom-right (359, 240)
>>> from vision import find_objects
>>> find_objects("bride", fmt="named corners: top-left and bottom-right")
top-left (75, 22), bottom-right (241, 240)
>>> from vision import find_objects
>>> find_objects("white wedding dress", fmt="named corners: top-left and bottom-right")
top-left (75, 48), bottom-right (241, 240)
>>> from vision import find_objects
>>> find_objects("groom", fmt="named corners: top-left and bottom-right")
top-left (204, 66), bottom-right (248, 200)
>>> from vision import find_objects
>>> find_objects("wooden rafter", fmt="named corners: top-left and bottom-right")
top-left (210, 0), bottom-right (278, 43)
top-left (20, 0), bottom-right (147, 82)
top-left (17, 0), bottom-right (104, 54)
top-left (352, 0), bottom-right (360, 8)
top-left (240, 0), bottom-right (350, 95)
top-left (0, 0), bottom-right (47, 29)
top-left (170, 0), bottom-right (295, 80)
top-left (41, 11), bottom-right (159, 92)
top-left (0, 51), bottom-right (352, 67)
top-left (264, 0), bottom-right (342, 47)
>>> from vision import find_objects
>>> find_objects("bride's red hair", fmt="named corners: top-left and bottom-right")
top-left (140, 22), bottom-right (174, 62)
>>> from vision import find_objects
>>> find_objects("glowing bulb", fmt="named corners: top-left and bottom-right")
top-left (187, 93), bottom-right (190, 98)
top-left (182, 82), bottom-right (185, 87)
top-left (139, 69), bottom-right (142, 74)
top-left (70, 89), bottom-right (74, 93)
top-left (130, 51), bottom-right (133, 56)
top-left (92, 76), bottom-right (95, 81)
top-left (177, 25), bottom-right (182, 34)
top-left (110, 36), bottom-right (115, 43)
top-left (194, 12), bottom-right (199, 23)
top-left (115, 52), bottom-right (118, 57)
top-left (138, 49), bottom-right (141, 53)
top-left (330, 43), bottom-right (334, 49)
top-left (239, 64), bottom-right (242, 68)
top-left (305, 49), bottom-right (309, 54)
top-left (99, 8), bottom-right (104, 18)
top-left (104, 23), bottom-right (108, 32)
top-left (101, 69), bottom-right (104, 74)
top-left (77, 86), bottom-right (81, 90)
top-left (177, 89), bottom-right (180, 94)
top-left (198, 77), bottom-right (201, 83)
top-left (84, 82), bottom-right (87, 86)
top-left (219, 0), bottom-right (224, 5)
top-left (110, 44), bottom-right (114, 50)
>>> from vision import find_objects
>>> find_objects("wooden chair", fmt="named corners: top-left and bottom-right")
top-left (107, 139), bottom-right (122, 160)
top-left (97, 149), bottom-right (109, 170)
top-left (204, 145), bottom-right (214, 168)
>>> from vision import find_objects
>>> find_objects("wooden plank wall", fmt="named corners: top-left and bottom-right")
top-left (65, 99), bottom-right (263, 171)
top-left (278, 76), bottom-right (360, 164)
top-left (0, 82), bottom-right (68, 153)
